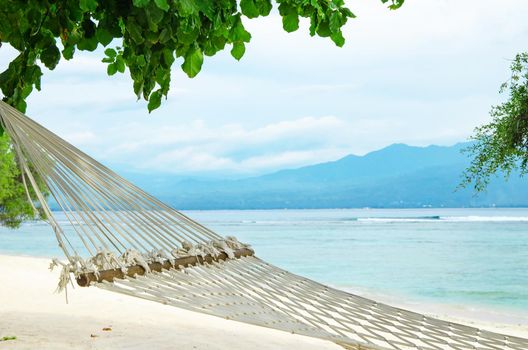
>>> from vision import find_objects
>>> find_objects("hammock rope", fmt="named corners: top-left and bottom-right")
top-left (1, 100), bottom-right (527, 350)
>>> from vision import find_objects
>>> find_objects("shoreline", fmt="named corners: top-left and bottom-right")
top-left (2, 251), bottom-right (526, 327)
top-left (0, 254), bottom-right (527, 349)
top-left (339, 285), bottom-right (528, 338)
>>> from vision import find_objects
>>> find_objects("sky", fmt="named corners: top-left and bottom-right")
top-left (1, 0), bottom-right (527, 177)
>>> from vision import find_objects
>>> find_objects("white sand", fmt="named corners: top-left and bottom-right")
top-left (0, 255), bottom-right (527, 349)
top-left (0, 255), bottom-right (340, 350)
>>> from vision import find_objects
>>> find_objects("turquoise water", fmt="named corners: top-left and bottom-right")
top-left (1, 208), bottom-right (527, 312)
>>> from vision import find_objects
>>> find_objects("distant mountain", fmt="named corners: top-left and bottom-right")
top-left (121, 142), bottom-right (528, 209)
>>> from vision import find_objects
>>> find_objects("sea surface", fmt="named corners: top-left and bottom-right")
top-left (1, 208), bottom-right (527, 315)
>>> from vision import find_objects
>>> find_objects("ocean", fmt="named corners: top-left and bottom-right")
top-left (1, 208), bottom-right (527, 316)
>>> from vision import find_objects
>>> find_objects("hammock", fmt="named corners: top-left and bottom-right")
top-left (0, 100), bottom-right (526, 350)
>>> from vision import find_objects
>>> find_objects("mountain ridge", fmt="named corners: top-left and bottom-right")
top-left (115, 142), bottom-right (528, 209)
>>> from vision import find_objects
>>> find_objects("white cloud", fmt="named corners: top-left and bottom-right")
top-left (239, 149), bottom-right (348, 172)
top-left (281, 83), bottom-right (359, 94)
top-left (92, 116), bottom-right (351, 174)
top-left (149, 148), bottom-right (236, 172)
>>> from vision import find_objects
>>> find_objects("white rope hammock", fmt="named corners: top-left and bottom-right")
top-left (0, 100), bottom-right (526, 350)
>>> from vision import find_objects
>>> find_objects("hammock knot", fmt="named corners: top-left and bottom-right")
top-left (148, 249), bottom-right (173, 265)
top-left (212, 240), bottom-right (235, 259)
top-left (91, 249), bottom-right (125, 271)
top-left (225, 236), bottom-right (251, 250)
top-left (49, 258), bottom-right (74, 294)
top-left (122, 249), bottom-right (151, 274)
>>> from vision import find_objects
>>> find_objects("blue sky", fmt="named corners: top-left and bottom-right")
top-left (1, 0), bottom-right (527, 177)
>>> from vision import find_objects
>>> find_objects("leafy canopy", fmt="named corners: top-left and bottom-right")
top-left (462, 52), bottom-right (528, 191)
top-left (0, 133), bottom-right (47, 228)
top-left (0, 0), bottom-right (404, 116)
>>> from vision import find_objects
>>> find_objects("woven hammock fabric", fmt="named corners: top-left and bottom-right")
top-left (1, 101), bottom-right (527, 350)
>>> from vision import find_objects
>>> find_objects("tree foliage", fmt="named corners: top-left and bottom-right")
top-left (0, 0), bottom-right (404, 115)
top-left (0, 133), bottom-right (47, 228)
top-left (462, 53), bottom-right (528, 191)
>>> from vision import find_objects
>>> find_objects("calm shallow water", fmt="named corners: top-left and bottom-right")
top-left (1, 208), bottom-right (527, 312)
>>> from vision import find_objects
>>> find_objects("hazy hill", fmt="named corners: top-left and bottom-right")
top-left (119, 142), bottom-right (528, 209)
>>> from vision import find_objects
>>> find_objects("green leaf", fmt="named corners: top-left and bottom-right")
top-left (133, 0), bottom-right (150, 8)
top-left (62, 45), bottom-right (75, 60)
top-left (277, 3), bottom-right (293, 16)
top-left (127, 19), bottom-right (144, 44)
top-left (79, 0), bottom-right (98, 12)
top-left (107, 63), bottom-right (118, 75)
top-left (24, 65), bottom-right (43, 92)
top-left (232, 18), bottom-right (251, 43)
top-left (77, 36), bottom-right (99, 51)
top-left (148, 89), bottom-right (162, 112)
top-left (146, 5), bottom-right (165, 27)
top-left (181, 48), bottom-right (203, 78)
top-left (161, 49), bottom-right (175, 68)
top-left (256, 0), bottom-right (272, 16)
top-left (15, 99), bottom-right (27, 113)
top-left (282, 13), bottom-right (299, 33)
top-left (330, 31), bottom-right (345, 47)
top-left (240, 0), bottom-right (260, 18)
top-left (309, 15), bottom-right (317, 36)
top-left (21, 84), bottom-right (33, 99)
top-left (155, 68), bottom-right (170, 92)
top-left (96, 28), bottom-right (113, 46)
top-left (329, 12), bottom-right (342, 33)
top-left (159, 28), bottom-right (172, 44)
top-left (133, 80), bottom-right (144, 99)
top-left (196, 0), bottom-right (215, 19)
top-left (231, 42), bottom-right (245, 61)
top-left (116, 56), bottom-right (126, 73)
top-left (178, 0), bottom-right (198, 15)
top-left (212, 36), bottom-right (226, 51)
top-left (142, 78), bottom-right (155, 99)
top-left (316, 21), bottom-right (331, 37)
top-left (0, 68), bottom-right (14, 95)
top-left (341, 8), bottom-right (356, 19)
top-left (40, 45), bottom-right (61, 70)
top-left (388, 0), bottom-right (405, 10)
top-left (136, 55), bottom-right (147, 67)
top-left (104, 48), bottom-right (117, 58)
top-left (154, 0), bottom-right (170, 11)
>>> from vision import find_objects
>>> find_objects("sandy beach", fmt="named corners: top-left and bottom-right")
top-left (1, 254), bottom-right (527, 350)
top-left (0, 255), bottom-right (341, 350)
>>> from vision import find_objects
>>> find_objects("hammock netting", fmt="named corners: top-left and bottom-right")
top-left (1, 101), bottom-right (527, 350)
